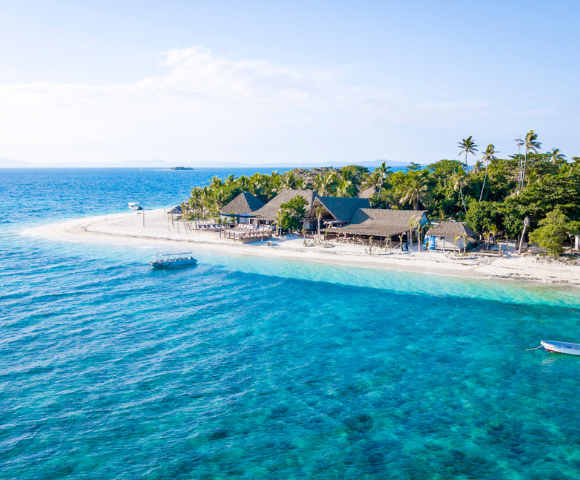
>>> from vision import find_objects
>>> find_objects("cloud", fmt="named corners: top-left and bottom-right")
top-left (0, 46), bottom-right (506, 165)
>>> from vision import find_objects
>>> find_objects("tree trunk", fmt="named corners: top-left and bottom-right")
top-left (464, 152), bottom-right (470, 174)
top-left (519, 225), bottom-right (528, 254)
top-left (522, 151), bottom-right (528, 189)
top-left (459, 185), bottom-right (468, 213)
top-left (479, 166), bottom-right (489, 202)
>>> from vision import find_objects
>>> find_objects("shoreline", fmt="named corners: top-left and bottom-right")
top-left (26, 209), bottom-right (580, 287)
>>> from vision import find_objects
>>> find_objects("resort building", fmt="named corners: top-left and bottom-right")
top-left (234, 189), bottom-right (432, 248)
top-left (312, 196), bottom-right (371, 228)
top-left (252, 189), bottom-right (319, 229)
top-left (252, 189), bottom-right (371, 231)
top-left (330, 208), bottom-right (429, 246)
top-left (219, 192), bottom-right (265, 224)
top-left (425, 222), bottom-right (476, 251)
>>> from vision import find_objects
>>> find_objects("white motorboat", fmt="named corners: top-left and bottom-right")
top-left (128, 202), bottom-right (142, 211)
top-left (149, 252), bottom-right (197, 269)
top-left (541, 340), bottom-right (580, 356)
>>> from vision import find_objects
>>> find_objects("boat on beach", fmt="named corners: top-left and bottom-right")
top-left (541, 340), bottom-right (580, 355)
top-left (149, 252), bottom-right (197, 269)
top-left (128, 202), bottom-right (142, 211)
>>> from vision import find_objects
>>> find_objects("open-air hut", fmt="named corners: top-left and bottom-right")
top-left (312, 196), bottom-right (370, 230)
top-left (331, 208), bottom-right (429, 247)
top-left (219, 192), bottom-right (265, 224)
top-left (425, 222), bottom-right (476, 251)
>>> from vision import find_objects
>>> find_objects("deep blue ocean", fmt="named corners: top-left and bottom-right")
top-left (2, 168), bottom-right (580, 479)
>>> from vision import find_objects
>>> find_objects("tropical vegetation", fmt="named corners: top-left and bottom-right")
top-left (183, 130), bottom-right (580, 253)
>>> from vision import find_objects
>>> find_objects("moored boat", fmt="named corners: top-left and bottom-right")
top-left (128, 202), bottom-right (142, 210)
top-left (149, 252), bottom-right (197, 268)
top-left (541, 340), bottom-right (580, 355)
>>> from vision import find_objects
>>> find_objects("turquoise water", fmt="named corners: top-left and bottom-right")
top-left (2, 169), bottom-right (580, 479)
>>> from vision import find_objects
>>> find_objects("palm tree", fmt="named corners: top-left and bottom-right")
top-left (363, 170), bottom-right (381, 191)
top-left (295, 178), bottom-right (306, 190)
top-left (377, 162), bottom-right (391, 195)
top-left (518, 216), bottom-right (530, 254)
top-left (398, 172), bottom-right (430, 210)
top-left (549, 148), bottom-right (566, 165)
top-left (522, 130), bottom-right (541, 188)
top-left (526, 168), bottom-right (540, 184)
top-left (451, 170), bottom-right (469, 213)
top-left (210, 176), bottom-right (223, 188)
top-left (281, 171), bottom-right (298, 190)
top-left (225, 174), bottom-right (235, 186)
top-left (514, 136), bottom-right (524, 184)
top-left (238, 175), bottom-right (250, 191)
top-left (454, 234), bottom-right (468, 255)
top-left (200, 186), bottom-right (211, 218)
top-left (479, 144), bottom-right (499, 202)
top-left (314, 172), bottom-right (336, 196)
top-left (457, 136), bottom-right (478, 173)
top-left (336, 178), bottom-right (356, 197)
top-left (316, 206), bottom-right (325, 243)
top-left (409, 214), bottom-right (423, 252)
top-left (188, 188), bottom-right (202, 217)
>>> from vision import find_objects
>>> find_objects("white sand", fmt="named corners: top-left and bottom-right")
top-left (27, 209), bottom-right (580, 286)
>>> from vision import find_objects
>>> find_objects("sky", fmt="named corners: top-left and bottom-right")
top-left (0, 0), bottom-right (579, 167)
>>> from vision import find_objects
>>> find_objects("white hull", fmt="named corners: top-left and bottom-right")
top-left (149, 258), bottom-right (197, 268)
top-left (541, 340), bottom-right (580, 356)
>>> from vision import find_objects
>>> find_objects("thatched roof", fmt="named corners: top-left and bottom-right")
top-left (220, 192), bottom-right (265, 215)
top-left (168, 205), bottom-right (182, 214)
top-left (313, 196), bottom-right (371, 223)
top-left (332, 208), bottom-right (428, 237)
top-left (426, 222), bottom-right (476, 238)
top-left (253, 189), bottom-right (318, 220)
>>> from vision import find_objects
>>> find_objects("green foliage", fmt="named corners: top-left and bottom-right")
top-left (465, 201), bottom-right (500, 234)
top-left (406, 162), bottom-right (422, 172)
top-left (183, 131), bottom-right (579, 247)
top-left (277, 196), bottom-right (307, 231)
top-left (529, 209), bottom-right (579, 256)
top-left (508, 170), bottom-right (580, 228)
top-left (498, 201), bottom-right (525, 238)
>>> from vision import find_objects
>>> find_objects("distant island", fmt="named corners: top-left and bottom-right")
top-left (168, 166), bottom-right (194, 171)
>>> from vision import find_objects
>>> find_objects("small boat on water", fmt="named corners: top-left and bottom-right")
top-left (128, 202), bottom-right (142, 211)
top-left (149, 252), bottom-right (197, 269)
top-left (541, 340), bottom-right (580, 355)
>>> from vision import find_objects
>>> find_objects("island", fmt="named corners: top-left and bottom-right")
top-left (168, 166), bottom-right (194, 171)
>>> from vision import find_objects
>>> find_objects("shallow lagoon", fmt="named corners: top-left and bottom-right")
top-left (2, 169), bottom-right (580, 478)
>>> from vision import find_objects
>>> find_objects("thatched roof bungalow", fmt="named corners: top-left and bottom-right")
top-left (313, 196), bottom-right (370, 226)
top-left (253, 189), bottom-right (318, 223)
top-left (425, 222), bottom-right (476, 250)
top-left (330, 208), bottom-right (429, 246)
top-left (333, 209), bottom-right (428, 237)
top-left (219, 192), bottom-right (265, 224)
top-left (253, 190), bottom-right (371, 231)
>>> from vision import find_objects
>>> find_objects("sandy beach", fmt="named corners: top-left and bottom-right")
top-left (28, 209), bottom-right (580, 286)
